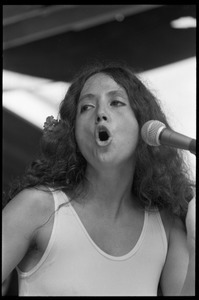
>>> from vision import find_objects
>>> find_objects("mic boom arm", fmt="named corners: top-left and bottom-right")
top-left (159, 128), bottom-right (196, 155)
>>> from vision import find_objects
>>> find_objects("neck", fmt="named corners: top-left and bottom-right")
top-left (84, 162), bottom-right (136, 220)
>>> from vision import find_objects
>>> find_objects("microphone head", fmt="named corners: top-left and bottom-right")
top-left (141, 120), bottom-right (166, 146)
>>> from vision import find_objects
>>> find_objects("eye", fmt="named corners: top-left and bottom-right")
top-left (110, 100), bottom-right (126, 107)
top-left (80, 104), bottom-right (94, 113)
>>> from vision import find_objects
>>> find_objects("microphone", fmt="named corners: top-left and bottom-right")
top-left (141, 120), bottom-right (196, 155)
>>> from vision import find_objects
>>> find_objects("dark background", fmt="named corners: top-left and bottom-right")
top-left (2, 4), bottom-right (196, 295)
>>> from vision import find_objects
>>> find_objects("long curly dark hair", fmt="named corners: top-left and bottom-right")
top-left (5, 61), bottom-right (195, 221)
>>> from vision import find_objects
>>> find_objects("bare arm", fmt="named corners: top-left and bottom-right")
top-left (179, 250), bottom-right (195, 296)
top-left (180, 197), bottom-right (195, 296)
top-left (2, 188), bottom-right (53, 283)
top-left (160, 199), bottom-right (195, 296)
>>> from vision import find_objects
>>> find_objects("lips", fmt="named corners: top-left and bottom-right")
top-left (95, 125), bottom-right (112, 146)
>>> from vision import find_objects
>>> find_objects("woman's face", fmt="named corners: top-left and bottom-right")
top-left (75, 73), bottom-right (139, 169)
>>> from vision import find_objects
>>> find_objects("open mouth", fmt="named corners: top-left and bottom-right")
top-left (95, 125), bottom-right (112, 146)
top-left (99, 130), bottom-right (109, 142)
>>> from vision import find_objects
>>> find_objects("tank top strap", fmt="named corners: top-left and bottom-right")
top-left (148, 208), bottom-right (168, 254)
top-left (47, 187), bottom-right (68, 211)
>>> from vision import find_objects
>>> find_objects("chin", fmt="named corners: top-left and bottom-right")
top-left (96, 152), bottom-right (134, 168)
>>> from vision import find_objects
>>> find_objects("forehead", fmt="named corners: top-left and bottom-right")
top-left (80, 73), bottom-right (126, 97)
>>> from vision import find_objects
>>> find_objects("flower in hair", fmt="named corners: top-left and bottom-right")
top-left (43, 116), bottom-right (60, 133)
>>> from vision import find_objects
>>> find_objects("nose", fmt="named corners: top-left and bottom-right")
top-left (96, 113), bottom-right (108, 124)
top-left (95, 99), bottom-right (109, 124)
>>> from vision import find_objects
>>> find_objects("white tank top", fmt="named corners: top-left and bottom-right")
top-left (16, 189), bottom-right (167, 296)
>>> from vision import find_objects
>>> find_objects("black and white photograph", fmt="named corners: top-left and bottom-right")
top-left (2, 5), bottom-right (196, 296)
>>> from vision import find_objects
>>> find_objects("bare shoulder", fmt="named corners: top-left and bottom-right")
top-left (159, 208), bottom-right (186, 242)
top-left (3, 186), bottom-right (55, 233)
top-left (2, 186), bottom-right (55, 281)
top-left (6, 185), bottom-right (53, 207)
top-left (159, 209), bottom-right (173, 242)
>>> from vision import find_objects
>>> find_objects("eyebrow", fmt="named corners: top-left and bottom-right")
top-left (79, 89), bottom-right (128, 103)
top-left (79, 93), bottom-right (96, 103)
top-left (108, 90), bottom-right (128, 99)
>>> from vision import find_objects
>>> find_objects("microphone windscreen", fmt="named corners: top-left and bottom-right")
top-left (141, 120), bottom-right (166, 146)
